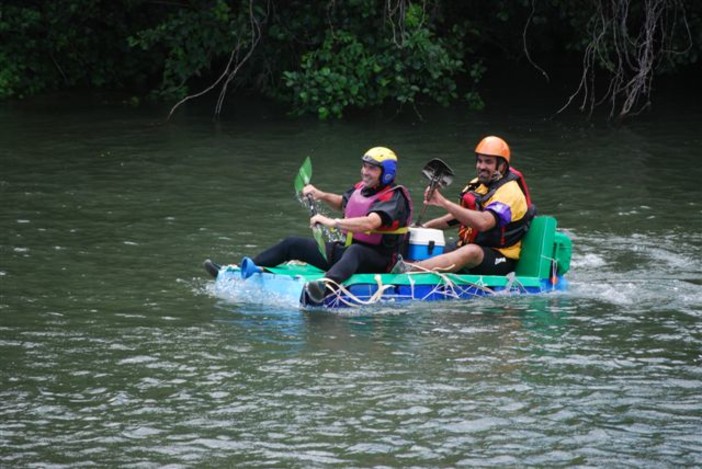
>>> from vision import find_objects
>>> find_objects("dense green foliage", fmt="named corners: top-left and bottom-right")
top-left (1, 0), bottom-right (699, 119)
top-left (281, 3), bottom-right (477, 118)
top-left (0, 1), bottom-right (152, 99)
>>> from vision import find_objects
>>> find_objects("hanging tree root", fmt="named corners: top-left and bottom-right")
top-left (166, 0), bottom-right (266, 121)
top-left (549, 0), bottom-right (692, 120)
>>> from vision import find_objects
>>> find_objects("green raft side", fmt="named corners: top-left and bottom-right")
top-left (265, 264), bottom-right (543, 288)
top-left (265, 263), bottom-right (325, 278)
top-left (507, 214), bottom-right (571, 278)
top-left (266, 264), bottom-right (541, 288)
top-left (348, 272), bottom-right (544, 288)
top-left (263, 215), bottom-right (571, 288)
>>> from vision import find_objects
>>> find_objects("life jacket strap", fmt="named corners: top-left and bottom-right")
top-left (344, 226), bottom-right (410, 246)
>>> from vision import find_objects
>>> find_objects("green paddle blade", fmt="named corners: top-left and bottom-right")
top-left (312, 226), bottom-right (327, 261)
top-left (294, 156), bottom-right (313, 194)
top-left (293, 157), bottom-right (326, 260)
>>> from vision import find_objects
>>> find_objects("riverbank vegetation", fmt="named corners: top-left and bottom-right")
top-left (1, 0), bottom-right (699, 120)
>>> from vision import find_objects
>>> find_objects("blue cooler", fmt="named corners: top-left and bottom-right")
top-left (407, 227), bottom-right (445, 260)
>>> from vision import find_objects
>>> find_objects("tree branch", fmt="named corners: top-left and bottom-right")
top-left (166, 0), bottom-right (267, 121)
top-left (556, 0), bottom-right (691, 120)
top-left (522, 0), bottom-right (550, 83)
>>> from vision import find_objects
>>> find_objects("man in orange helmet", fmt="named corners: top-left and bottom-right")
top-left (393, 135), bottom-right (534, 276)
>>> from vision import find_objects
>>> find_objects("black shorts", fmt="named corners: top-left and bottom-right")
top-left (459, 246), bottom-right (517, 276)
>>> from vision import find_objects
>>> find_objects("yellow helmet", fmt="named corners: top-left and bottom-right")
top-left (475, 136), bottom-right (511, 163)
top-left (362, 146), bottom-right (398, 185)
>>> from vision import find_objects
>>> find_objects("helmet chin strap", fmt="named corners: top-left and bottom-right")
top-left (489, 160), bottom-right (509, 182)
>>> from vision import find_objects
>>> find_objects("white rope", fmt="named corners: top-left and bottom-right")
top-left (397, 264), bottom-right (497, 300)
top-left (320, 276), bottom-right (395, 307)
top-left (300, 260), bottom-right (537, 307)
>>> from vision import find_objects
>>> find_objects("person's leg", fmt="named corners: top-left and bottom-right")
top-left (253, 236), bottom-right (330, 270)
top-left (409, 244), bottom-right (485, 273)
top-left (466, 247), bottom-right (516, 275)
top-left (307, 243), bottom-right (392, 303)
top-left (325, 243), bottom-right (390, 284)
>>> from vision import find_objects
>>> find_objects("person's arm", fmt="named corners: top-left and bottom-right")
top-left (302, 184), bottom-right (343, 211)
top-left (311, 212), bottom-right (382, 232)
top-left (426, 187), bottom-right (496, 232)
top-left (421, 213), bottom-right (456, 230)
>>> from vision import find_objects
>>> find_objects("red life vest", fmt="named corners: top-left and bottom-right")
top-left (457, 167), bottom-right (535, 247)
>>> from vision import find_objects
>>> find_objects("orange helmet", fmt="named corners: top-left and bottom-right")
top-left (475, 136), bottom-right (511, 163)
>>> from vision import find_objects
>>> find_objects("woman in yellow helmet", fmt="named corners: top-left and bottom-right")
top-left (207, 146), bottom-right (413, 305)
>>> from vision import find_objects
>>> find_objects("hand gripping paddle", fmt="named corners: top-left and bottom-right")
top-left (294, 156), bottom-right (328, 260)
top-left (414, 158), bottom-right (454, 226)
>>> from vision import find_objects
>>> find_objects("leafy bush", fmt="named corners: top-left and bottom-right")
top-left (0, 1), bottom-right (148, 99)
top-left (127, 0), bottom-right (238, 100)
top-left (283, 4), bottom-right (475, 118)
top-left (3, 0), bottom-right (697, 120)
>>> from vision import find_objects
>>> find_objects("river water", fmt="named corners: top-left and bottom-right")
top-left (1, 93), bottom-right (701, 467)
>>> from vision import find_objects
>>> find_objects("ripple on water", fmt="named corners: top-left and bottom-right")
top-left (3, 99), bottom-right (702, 467)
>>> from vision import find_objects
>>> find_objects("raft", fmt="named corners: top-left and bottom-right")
top-left (212, 216), bottom-right (572, 309)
